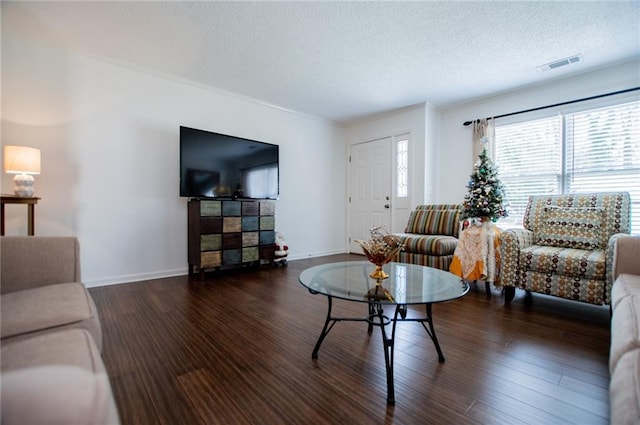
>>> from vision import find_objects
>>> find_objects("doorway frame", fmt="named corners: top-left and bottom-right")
top-left (347, 131), bottom-right (413, 253)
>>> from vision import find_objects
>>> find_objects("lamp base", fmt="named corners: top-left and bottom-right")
top-left (13, 174), bottom-right (35, 197)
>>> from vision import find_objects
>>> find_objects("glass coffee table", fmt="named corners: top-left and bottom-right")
top-left (299, 261), bottom-right (469, 404)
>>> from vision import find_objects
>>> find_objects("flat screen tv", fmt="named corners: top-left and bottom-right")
top-left (180, 126), bottom-right (279, 199)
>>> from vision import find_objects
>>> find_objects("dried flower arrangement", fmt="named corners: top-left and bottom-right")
top-left (356, 226), bottom-right (404, 280)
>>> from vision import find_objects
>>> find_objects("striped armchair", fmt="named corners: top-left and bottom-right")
top-left (500, 192), bottom-right (631, 305)
top-left (395, 204), bottom-right (463, 270)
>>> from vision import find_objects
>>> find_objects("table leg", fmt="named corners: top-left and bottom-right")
top-left (421, 303), bottom-right (445, 362)
top-left (1, 203), bottom-right (4, 236)
top-left (308, 296), bottom-right (442, 405)
top-left (373, 303), bottom-right (402, 405)
top-left (311, 295), bottom-right (334, 359)
top-left (309, 292), bottom-right (374, 360)
top-left (27, 204), bottom-right (35, 235)
top-left (367, 303), bottom-right (375, 334)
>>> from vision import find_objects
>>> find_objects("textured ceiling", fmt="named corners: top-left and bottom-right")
top-left (3, 1), bottom-right (640, 124)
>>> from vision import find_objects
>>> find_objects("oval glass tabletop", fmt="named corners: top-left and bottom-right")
top-left (299, 261), bottom-right (468, 305)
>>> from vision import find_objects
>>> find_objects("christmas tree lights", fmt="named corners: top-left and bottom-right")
top-left (461, 148), bottom-right (509, 222)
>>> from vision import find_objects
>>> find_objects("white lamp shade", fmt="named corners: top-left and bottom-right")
top-left (4, 145), bottom-right (41, 175)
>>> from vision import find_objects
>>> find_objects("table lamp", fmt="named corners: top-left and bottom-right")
top-left (3, 145), bottom-right (41, 197)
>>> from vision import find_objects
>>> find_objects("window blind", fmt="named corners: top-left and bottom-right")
top-left (494, 115), bottom-right (562, 224)
top-left (494, 99), bottom-right (640, 234)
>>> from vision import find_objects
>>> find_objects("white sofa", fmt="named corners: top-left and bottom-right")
top-left (1, 236), bottom-right (120, 424)
top-left (609, 235), bottom-right (640, 425)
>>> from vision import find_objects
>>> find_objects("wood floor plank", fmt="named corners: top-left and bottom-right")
top-left (464, 399), bottom-right (530, 425)
top-left (109, 371), bottom-right (162, 425)
top-left (90, 254), bottom-right (611, 424)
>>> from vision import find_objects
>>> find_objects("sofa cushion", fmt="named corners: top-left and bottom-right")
top-left (610, 349), bottom-right (640, 425)
top-left (2, 366), bottom-right (120, 425)
top-left (397, 233), bottom-right (458, 256)
top-left (610, 295), bottom-right (640, 374)
top-left (1, 328), bottom-right (103, 373)
top-left (536, 206), bottom-right (604, 250)
top-left (1, 236), bottom-right (81, 294)
top-left (520, 245), bottom-right (605, 281)
top-left (612, 273), bottom-right (640, 310)
top-left (404, 209), bottom-right (461, 236)
top-left (1, 282), bottom-right (102, 351)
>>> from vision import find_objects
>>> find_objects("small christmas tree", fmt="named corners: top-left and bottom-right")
top-left (462, 148), bottom-right (508, 222)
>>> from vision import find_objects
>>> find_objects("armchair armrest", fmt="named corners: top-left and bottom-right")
top-left (499, 228), bottom-right (535, 288)
top-left (1, 237), bottom-right (81, 294)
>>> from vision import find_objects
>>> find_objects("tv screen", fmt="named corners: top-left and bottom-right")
top-left (180, 126), bottom-right (279, 199)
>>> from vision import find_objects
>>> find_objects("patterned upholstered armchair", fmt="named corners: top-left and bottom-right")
top-left (500, 192), bottom-right (631, 305)
top-left (395, 204), bottom-right (463, 270)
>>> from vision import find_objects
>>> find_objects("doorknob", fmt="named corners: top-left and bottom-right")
top-left (384, 204), bottom-right (390, 209)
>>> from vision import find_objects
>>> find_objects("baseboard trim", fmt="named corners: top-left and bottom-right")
top-left (84, 250), bottom-right (351, 287)
top-left (84, 268), bottom-right (188, 288)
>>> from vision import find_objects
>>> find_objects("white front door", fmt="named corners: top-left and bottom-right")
top-left (349, 137), bottom-right (393, 253)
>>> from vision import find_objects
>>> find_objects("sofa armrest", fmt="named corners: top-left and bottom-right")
top-left (1, 237), bottom-right (81, 294)
top-left (499, 228), bottom-right (534, 288)
top-left (613, 235), bottom-right (640, 280)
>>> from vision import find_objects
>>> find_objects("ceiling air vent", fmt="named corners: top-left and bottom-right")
top-left (536, 54), bottom-right (583, 72)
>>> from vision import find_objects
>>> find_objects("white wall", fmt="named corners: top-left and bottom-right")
top-left (439, 59), bottom-right (640, 205)
top-left (424, 102), bottom-right (442, 202)
top-left (1, 35), bottom-right (348, 286)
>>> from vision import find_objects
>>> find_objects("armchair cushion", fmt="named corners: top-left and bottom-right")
top-left (524, 193), bottom-right (629, 237)
top-left (404, 209), bottom-right (461, 236)
top-left (397, 234), bottom-right (458, 256)
top-left (521, 246), bottom-right (606, 280)
top-left (536, 206), bottom-right (605, 249)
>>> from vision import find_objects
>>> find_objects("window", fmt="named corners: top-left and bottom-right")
top-left (494, 99), bottom-right (640, 234)
top-left (396, 139), bottom-right (408, 198)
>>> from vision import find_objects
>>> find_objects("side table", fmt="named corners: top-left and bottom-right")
top-left (1, 195), bottom-right (40, 236)
top-left (449, 220), bottom-right (501, 293)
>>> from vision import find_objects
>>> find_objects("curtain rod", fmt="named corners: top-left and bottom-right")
top-left (462, 87), bottom-right (640, 126)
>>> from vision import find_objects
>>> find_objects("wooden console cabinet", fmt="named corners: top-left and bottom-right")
top-left (188, 199), bottom-right (275, 274)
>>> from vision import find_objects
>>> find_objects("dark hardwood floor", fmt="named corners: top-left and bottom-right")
top-left (89, 254), bottom-right (611, 425)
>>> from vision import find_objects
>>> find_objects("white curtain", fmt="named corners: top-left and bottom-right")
top-left (472, 118), bottom-right (495, 162)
